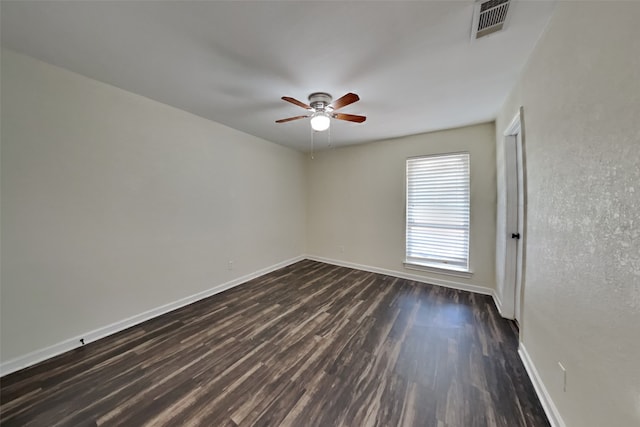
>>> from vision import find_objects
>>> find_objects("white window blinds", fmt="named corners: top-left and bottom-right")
top-left (406, 153), bottom-right (470, 271)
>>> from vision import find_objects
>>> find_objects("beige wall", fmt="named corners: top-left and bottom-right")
top-left (307, 123), bottom-right (497, 291)
top-left (496, 3), bottom-right (640, 426)
top-left (0, 49), bottom-right (306, 363)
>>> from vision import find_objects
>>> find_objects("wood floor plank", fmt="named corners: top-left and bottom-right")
top-left (0, 260), bottom-right (550, 427)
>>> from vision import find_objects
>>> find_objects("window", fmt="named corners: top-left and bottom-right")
top-left (406, 153), bottom-right (470, 272)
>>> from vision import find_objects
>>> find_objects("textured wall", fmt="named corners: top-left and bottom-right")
top-left (1, 49), bottom-right (306, 363)
top-left (496, 3), bottom-right (640, 426)
top-left (307, 123), bottom-right (497, 290)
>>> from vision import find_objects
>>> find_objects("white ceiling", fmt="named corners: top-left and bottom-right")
top-left (1, 1), bottom-right (556, 151)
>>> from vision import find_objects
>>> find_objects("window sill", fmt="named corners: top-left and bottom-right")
top-left (403, 262), bottom-right (473, 279)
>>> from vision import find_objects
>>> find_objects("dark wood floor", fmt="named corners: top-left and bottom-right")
top-left (0, 260), bottom-right (549, 427)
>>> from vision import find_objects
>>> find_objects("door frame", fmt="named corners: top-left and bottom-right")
top-left (502, 108), bottom-right (527, 323)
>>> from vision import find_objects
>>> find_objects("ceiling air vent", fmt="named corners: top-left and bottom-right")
top-left (472, 0), bottom-right (511, 39)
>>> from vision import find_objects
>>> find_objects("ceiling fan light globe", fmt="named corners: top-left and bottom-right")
top-left (310, 114), bottom-right (330, 131)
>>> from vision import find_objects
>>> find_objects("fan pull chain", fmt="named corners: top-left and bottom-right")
top-left (328, 124), bottom-right (332, 149)
top-left (310, 126), bottom-right (315, 160)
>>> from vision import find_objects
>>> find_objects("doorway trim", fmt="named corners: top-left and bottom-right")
top-left (501, 107), bottom-right (527, 323)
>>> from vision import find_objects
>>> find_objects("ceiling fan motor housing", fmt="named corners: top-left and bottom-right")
top-left (308, 92), bottom-right (332, 111)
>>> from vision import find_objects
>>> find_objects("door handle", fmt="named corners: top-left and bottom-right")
top-left (512, 233), bottom-right (520, 239)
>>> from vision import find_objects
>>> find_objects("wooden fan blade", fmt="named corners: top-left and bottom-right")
top-left (275, 115), bottom-right (309, 123)
top-left (281, 96), bottom-right (311, 110)
top-left (330, 92), bottom-right (360, 111)
top-left (333, 113), bottom-right (366, 123)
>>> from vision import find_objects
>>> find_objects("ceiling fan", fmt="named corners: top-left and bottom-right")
top-left (276, 92), bottom-right (366, 131)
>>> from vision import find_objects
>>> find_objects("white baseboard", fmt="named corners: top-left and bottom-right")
top-left (0, 255), bottom-right (305, 377)
top-left (518, 343), bottom-right (566, 427)
top-left (305, 255), bottom-right (493, 296)
top-left (492, 290), bottom-right (505, 317)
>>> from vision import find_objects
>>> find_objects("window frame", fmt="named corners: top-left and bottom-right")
top-left (404, 152), bottom-right (472, 275)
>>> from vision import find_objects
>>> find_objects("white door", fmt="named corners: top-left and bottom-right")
top-left (513, 131), bottom-right (524, 323)
top-left (504, 110), bottom-right (525, 325)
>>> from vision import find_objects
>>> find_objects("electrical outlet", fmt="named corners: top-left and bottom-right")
top-left (228, 260), bottom-right (234, 271)
top-left (558, 362), bottom-right (567, 392)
